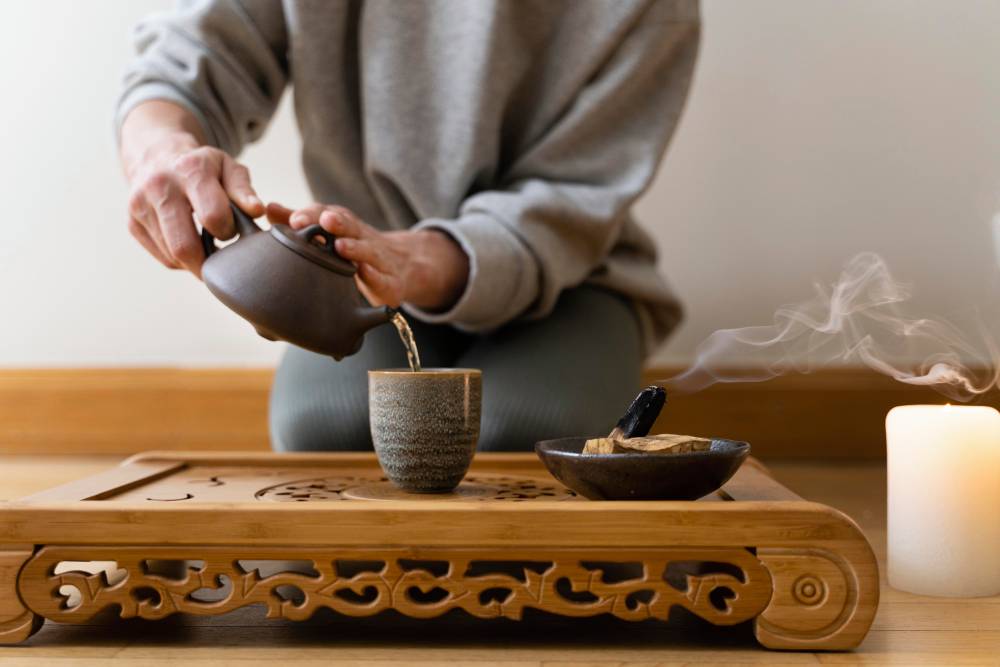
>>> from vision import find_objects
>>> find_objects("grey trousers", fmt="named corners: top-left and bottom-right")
top-left (269, 286), bottom-right (643, 452)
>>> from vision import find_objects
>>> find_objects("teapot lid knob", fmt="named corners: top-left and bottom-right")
top-left (270, 224), bottom-right (356, 276)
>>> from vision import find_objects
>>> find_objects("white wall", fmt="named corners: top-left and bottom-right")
top-left (642, 0), bottom-right (1000, 365)
top-left (0, 0), bottom-right (997, 368)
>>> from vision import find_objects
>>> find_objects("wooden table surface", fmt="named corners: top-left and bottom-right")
top-left (0, 455), bottom-right (998, 666)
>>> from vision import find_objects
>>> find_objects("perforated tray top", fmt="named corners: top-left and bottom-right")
top-left (117, 465), bottom-right (580, 503)
top-left (28, 450), bottom-right (766, 504)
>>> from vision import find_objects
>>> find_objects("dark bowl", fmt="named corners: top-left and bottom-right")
top-left (534, 437), bottom-right (750, 501)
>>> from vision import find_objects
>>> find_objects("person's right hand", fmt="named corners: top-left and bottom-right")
top-left (121, 102), bottom-right (265, 276)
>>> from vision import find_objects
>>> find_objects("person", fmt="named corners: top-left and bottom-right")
top-left (117, 0), bottom-right (699, 452)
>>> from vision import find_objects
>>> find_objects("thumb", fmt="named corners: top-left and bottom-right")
top-left (355, 272), bottom-right (385, 307)
top-left (220, 155), bottom-right (264, 217)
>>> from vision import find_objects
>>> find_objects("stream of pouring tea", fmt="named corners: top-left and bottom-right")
top-left (391, 312), bottom-right (423, 372)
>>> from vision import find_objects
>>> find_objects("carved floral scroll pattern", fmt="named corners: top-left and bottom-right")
top-left (19, 547), bottom-right (770, 626)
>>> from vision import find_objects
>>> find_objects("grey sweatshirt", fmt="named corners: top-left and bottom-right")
top-left (117, 0), bottom-right (700, 354)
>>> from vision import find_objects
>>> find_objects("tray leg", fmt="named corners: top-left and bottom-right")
top-left (0, 547), bottom-right (43, 644)
top-left (754, 546), bottom-right (879, 650)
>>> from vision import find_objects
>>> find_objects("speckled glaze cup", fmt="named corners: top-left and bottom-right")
top-left (369, 369), bottom-right (482, 493)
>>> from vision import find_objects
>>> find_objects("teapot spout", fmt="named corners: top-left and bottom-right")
top-left (357, 304), bottom-right (396, 333)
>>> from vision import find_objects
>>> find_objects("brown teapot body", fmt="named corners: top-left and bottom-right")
top-left (201, 204), bottom-right (394, 360)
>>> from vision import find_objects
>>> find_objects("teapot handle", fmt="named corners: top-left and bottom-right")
top-left (201, 202), bottom-right (261, 258)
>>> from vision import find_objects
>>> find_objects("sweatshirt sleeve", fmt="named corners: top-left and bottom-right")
top-left (405, 4), bottom-right (700, 332)
top-left (114, 0), bottom-right (289, 155)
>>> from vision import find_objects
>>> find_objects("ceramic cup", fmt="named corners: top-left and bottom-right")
top-left (369, 368), bottom-right (482, 493)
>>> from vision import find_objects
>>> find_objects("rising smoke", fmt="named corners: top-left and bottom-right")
top-left (663, 252), bottom-right (1000, 402)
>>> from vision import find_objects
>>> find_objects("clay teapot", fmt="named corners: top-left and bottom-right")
top-left (201, 203), bottom-right (394, 360)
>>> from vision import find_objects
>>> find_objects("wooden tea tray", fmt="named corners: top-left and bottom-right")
top-left (0, 452), bottom-right (878, 650)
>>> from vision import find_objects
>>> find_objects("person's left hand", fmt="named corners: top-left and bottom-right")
top-left (267, 203), bottom-right (469, 311)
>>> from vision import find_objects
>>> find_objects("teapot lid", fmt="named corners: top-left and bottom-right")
top-left (270, 224), bottom-right (356, 276)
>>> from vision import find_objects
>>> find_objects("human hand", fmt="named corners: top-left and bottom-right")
top-left (266, 203), bottom-right (469, 311)
top-left (120, 101), bottom-right (265, 275)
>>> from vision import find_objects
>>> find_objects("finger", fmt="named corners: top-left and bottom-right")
top-left (128, 216), bottom-right (178, 269)
top-left (221, 155), bottom-right (264, 217)
top-left (174, 149), bottom-right (234, 239)
top-left (151, 189), bottom-right (204, 275)
top-left (266, 202), bottom-right (294, 226)
top-left (357, 262), bottom-right (402, 308)
top-left (354, 274), bottom-right (383, 307)
top-left (335, 237), bottom-right (391, 273)
top-left (129, 191), bottom-right (177, 266)
top-left (288, 203), bottom-right (328, 229)
top-left (319, 207), bottom-right (369, 239)
top-left (145, 221), bottom-right (180, 269)
top-left (186, 179), bottom-right (235, 240)
top-left (144, 219), bottom-right (177, 268)
top-left (143, 217), bottom-right (177, 267)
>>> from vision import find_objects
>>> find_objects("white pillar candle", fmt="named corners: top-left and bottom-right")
top-left (886, 405), bottom-right (1000, 597)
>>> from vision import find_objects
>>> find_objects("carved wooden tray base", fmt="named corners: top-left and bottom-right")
top-left (0, 452), bottom-right (878, 650)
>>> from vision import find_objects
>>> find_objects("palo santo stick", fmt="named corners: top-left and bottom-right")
top-left (583, 437), bottom-right (618, 455)
top-left (615, 435), bottom-right (711, 454)
top-left (583, 434), bottom-right (711, 455)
